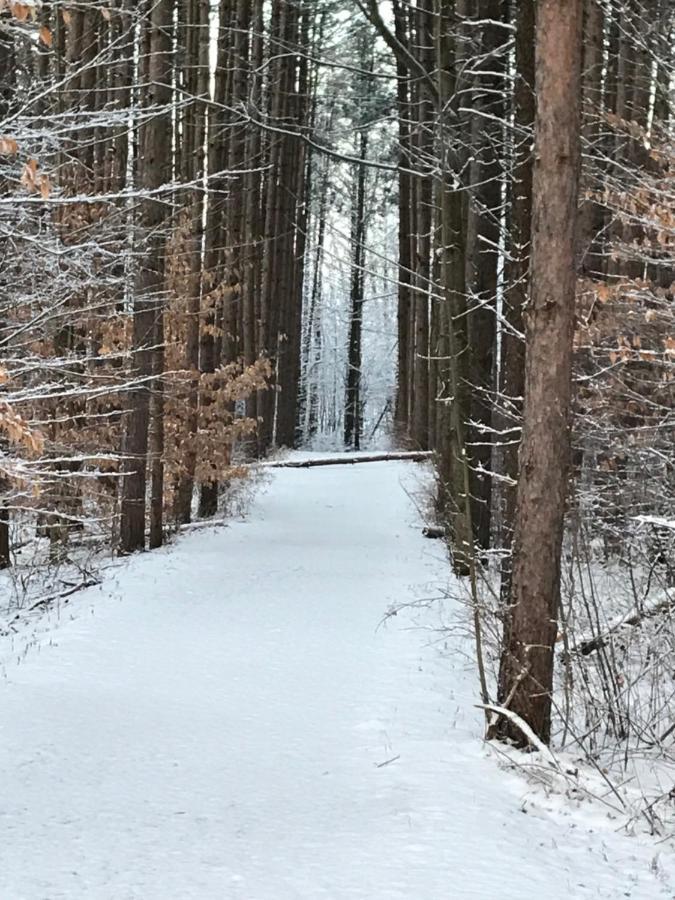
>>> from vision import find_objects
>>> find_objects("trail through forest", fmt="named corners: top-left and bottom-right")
top-left (1, 460), bottom-right (672, 899)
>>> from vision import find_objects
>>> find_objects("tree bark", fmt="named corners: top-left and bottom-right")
top-left (465, 1), bottom-right (506, 550)
top-left (174, 0), bottom-right (210, 525)
top-left (410, 0), bottom-right (433, 451)
top-left (119, 0), bottom-right (172, 553)
top-left (494, 0), bottom-right (583, 745)
top-left (393, 0), bottom-right (413, 436)
top-left (198, 0), bottom-right (232, 518)
top-left (344, 128), bottom-right (368, 450)
top-left (497, 0), bottom-right (534, 586)
top-left (344, 29), bottom-right (373, 451)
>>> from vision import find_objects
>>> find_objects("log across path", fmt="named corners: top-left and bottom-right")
top-left (0, 458), bottom-right (671, 898)
top-left (259, 450), bottom-right (433, 468)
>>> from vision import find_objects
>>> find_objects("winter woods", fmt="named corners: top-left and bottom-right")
top-left (1, 0), bottom-right (674, 762)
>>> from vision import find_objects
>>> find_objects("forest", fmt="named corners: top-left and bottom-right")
top-left (1, 0), bottom-right (675, 896)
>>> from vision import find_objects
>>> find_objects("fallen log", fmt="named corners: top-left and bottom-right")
top-left (566, 591), bottom-right (675, 656)
top-left (178, 519), bottom-right (229, 532)
top-left (261, 451), bottom-right (433, 469)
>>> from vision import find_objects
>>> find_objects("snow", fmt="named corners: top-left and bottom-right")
top-left (1, 460), bottom-right (674, 898)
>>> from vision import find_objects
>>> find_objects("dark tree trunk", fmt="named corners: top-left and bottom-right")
top-left (434, 0), bottom-right (473, 575)
top-left (577, 0), bottom-right (605, 278)
top-left (393, 0), bottom-right (412, 436)
top-left (198, 0), bottom-right (232, 518)
top-left (410, 0), bottom-right (434, 451)
top-left (174, 0), bottom-right (210, 525)
top-left (276, 0), bottom-right (310, 449)
top-left (258, 0), bottom-right (289, 452)
top-left (465, 0), bottom-right (506, 550)
top-left (119, 0), bottom-right (173, 553)
top-left (345, 128), bottom-right (369, 450)
top-left (496, 0), bottom-right (535, 589)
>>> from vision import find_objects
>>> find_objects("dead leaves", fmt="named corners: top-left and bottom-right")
top-left (0, 367), bottom-right (44, 456)
top-left (20, 158), bottom-right (51, 199)
top-left (0, 400), bottom-right (44, 456)
top-left (0, 143), bottom-right (52, 199)
top-left (0, 136), bottom-right (18, 155)
top-left (0, 1), bottom-right (37, 23)
top-left (0, 2), bottom-right (53, 45)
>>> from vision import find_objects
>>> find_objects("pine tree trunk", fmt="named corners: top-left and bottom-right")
top-left (258, 0), bottom-right (289, 452)
top-left (497, 0), bottom-right (534, 578)
top-left (577, 0), bottom-right (605, 278)
top-left (174, 0), bottom-right (210, 524)
top-left (410, 1), bottom-right (434, 450)
top-left (198, 0), bottom-right (232, 518)
top-left (465, 1), bottom-right (506, 550)
top-left (393, 0), bottom-right (412, 436)
top-left (272, 1), bottom-right (305, 449)
top-left (495, 0), bottom-right (583, 746)
top-left (244, 0), bottom-right (265, 428)
top-left (434, 0), bottom-right (473, 575)
top-left (345, 129), bottom-right (369, 450)
top-left (120, 0), bottom-right (172, 552)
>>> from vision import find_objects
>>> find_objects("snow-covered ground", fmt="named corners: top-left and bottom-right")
top-left (1, 460), bottom-right (673, 898)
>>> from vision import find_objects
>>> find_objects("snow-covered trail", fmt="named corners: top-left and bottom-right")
top-left (1, 461), bottom-right (672, 899)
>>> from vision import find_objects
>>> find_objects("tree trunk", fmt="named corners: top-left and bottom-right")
top-left (345, 128), bottom-right (369, 450)
top-left (577, 0), bottom-right (605, 278)
top-left (244, 0), bottom-right (266, 431)
top-left (411, 0), bottom-right (434, 451)
top-left (198, 0), bottom-right (231, 518)
top-left (496, 0), bottom-right (534, 583)
top-left (174, 0), bottom-right (210, 525)
top-left (258, 0), bottom-right (289, 452)
top-left (494, 0), bottom-right (583, 746)
top-left (119, 0), bottom-right (172, 553)
top-left (465, 1), bottom-right (506, 550)
top-left (393, 0), bottom-right (412, 436)
top-left (434, 0), bottom-right (473, 575)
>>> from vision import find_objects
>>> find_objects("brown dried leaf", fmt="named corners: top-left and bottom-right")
top-left (39, 24), bottom-right (53, 47)
top-left (0, 136), bottom-right (18, 155)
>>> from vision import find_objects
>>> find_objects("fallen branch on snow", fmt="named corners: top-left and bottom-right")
top-left (178, 519), bottom-right (229, 532)
top-left (1, 579), bottom-right (101, 636)
top-left (565, 590), bottom-right (675, 656)
top-left (422, 525), bottom-right (446, 539)
top-left (28, 579), bottom-right (101, 613)
top-left (479, 703), bottom-right (562, 770)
